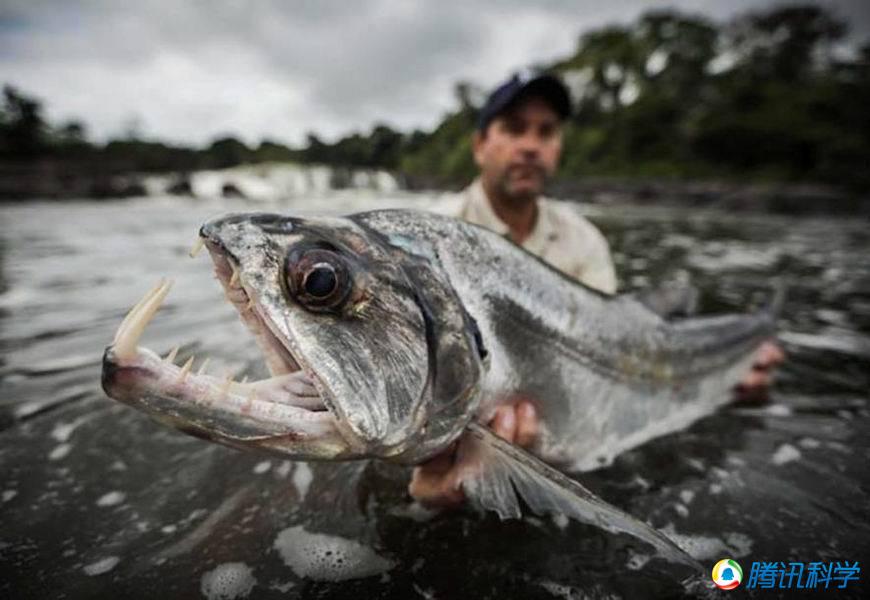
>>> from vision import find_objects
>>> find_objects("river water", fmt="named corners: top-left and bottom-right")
top-left (1, 193), bottom-right (868, 599)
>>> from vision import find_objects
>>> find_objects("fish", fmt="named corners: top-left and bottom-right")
top-left (101, 209), bottom-right (779, 570)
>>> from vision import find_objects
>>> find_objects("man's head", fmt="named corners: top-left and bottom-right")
top-left (473, 72), bottom-right (571, 206)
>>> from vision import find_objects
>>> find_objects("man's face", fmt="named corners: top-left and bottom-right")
top-left (473, 96), bottom-right (563, 205)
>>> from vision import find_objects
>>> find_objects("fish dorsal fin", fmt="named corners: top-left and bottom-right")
top-left (459, 422), bottom-right (701, 570)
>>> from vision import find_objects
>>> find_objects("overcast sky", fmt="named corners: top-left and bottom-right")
top-left (1, 0), bottom-right (868, 147)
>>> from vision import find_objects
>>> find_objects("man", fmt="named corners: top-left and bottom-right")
top-left (410, 72), bottom-right (784, 507)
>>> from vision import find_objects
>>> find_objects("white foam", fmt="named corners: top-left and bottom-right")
top-left (269, 581), bottom-right (295, 593)
top-left (161, 525), bottom-right (177, 534)
top-left (679, 490), bottom-right (695, 505)
top-left (292, 463), bottom-right (313, 500)
top-left (798, 437), bottom-right (821, 449)
top-left (49, 443), bottom-right (72, 461)
top-left (51, 416), bottom-right (90, 442)
top-left (723, 532), bottom-right (754, 557)
top-left (626, 550), bottom-right (651, 571)
top-left (200, 562), bottom-right (256, 600)
top-left (538, 581), bottom-right (578, 599)
top-left (551, 513), bottom-right (569, 530)
top-left (96, 491), bottom-right (126, 507)
top-left (2, 490), bottom-right (17, 503)
top-left (771, 444), bottom-right (801, 465)
top-left (83, 556), bottom-right (120, 576)
top-left (664, 526), bottom-right (754, 559)
top-left (673, 503), bottom-right (689, 518)
top-left (253, 461), bottom-right (271, 475)
top-left (273, 525), bottom-right (395, 581)
top-left (275, 461), bottom-right (292, 478)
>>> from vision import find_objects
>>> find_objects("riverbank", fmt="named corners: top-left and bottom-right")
top-left (2, 159), bottom-right (867, 216)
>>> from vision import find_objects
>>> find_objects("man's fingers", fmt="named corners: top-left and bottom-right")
top-left (741, 368), bottom-right (770, 390)
top-left (515, 401), bottom-right (538, 448)
top-left (755, 341), bottom-right (785, 368)
top-left (490, 405), bottom-right (517, 443)
top-left (409, 400), bottom-right (541, 509)
top-left (408, 466), bottom-right (465, 508)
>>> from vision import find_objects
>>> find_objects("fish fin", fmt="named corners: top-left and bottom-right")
top-left (459, 422), bottom-right (701, 570)
top-left (631, 281), bottom-right (700, 319)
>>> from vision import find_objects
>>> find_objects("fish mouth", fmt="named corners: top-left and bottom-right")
top-left (100, 238), bottom-right (349, 458)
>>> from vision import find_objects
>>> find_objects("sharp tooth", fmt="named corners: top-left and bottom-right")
top-left (178, 356), bottom-right (194, 382)
top-left (219, 376), bottom-right (234, 399)
top-left (114, 279), bottom-right (174, 360)
top-left (165, 346), bottom-right (179, 364)
top-left (246, 298), bottom-right (256, 311)
top-left (229, 267), bottom-right (240, 288)
top-left (114, 278), bottom-right (165, 344)
top-left (189, 237), bottom-right (205, 258)
top-left (197, 357), bottom-right (211, 375)
top-left (240, 375), bottom-right (249, 385)
top-left (241, 387), bottom-right (256, 414)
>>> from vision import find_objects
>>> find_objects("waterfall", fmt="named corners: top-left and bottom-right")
top-left (141, 162), bottom-right (402, 202)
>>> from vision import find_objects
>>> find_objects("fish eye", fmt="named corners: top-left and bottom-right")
top-left (285, 247), bottom-right (351, 312)
top-left (303, 263), bottom-right (337, 298)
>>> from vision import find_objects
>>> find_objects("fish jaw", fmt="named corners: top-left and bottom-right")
top-left (198, 213), bottom-right (437, 458)
top-left (100, 279), bottom-right (356, 460)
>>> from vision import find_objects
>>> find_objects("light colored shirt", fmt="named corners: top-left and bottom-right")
top-left (432, 179), bottom-right (618, 294)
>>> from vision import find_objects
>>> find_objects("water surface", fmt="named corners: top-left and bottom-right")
top-left (1, 194), bottom-right (868, 599)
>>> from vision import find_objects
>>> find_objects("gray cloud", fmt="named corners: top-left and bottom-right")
top-left (1, 0), bottom-right (867, 146)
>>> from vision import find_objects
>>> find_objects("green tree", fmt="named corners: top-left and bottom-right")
top-left (0, 85), bottom-right (48, 158)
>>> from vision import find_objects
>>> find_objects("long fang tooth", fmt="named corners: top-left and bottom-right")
top-left (114, 278), bottom-right (166, 344)
top-left (178, 356), bottom-right (194, 381)
top-left (229, 268), bottom-right (240, 288)
top-left (240, 375), bottom-right (248, 384)
top-left (197, 357), bottom-right (211, 375)
top-left (114, 279), bottom-right (174, 360)
top-left (218, 376), bottom-right (233, 399)
top-left (165, 346), bottom-right (179, 364)
top-left (189, 237), bottom-right (205, 258)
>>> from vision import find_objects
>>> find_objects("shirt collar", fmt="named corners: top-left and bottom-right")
top-left (463, 179), bottom-right (510, 236)
top-left (464, 178), bottom-right (558, 252)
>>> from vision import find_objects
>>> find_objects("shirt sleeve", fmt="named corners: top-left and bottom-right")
top-left (571, 213), bottom-right (618, 295)
top-left (577, 232), bottom-right (618, 294)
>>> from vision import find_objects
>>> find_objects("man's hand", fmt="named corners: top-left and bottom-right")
top-left (735, 340), bottom-right (785, 403)
top-left (408, 400), bottom-right (538, 509)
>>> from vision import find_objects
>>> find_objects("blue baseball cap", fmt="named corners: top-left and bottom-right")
top-left (477, 71), bottom-right (571, 131)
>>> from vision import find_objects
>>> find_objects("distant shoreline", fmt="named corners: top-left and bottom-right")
top-left (1, 159), bottom-right (867, 216)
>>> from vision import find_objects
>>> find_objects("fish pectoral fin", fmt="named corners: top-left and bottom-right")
top-left (459, 422), bottom-right (701, 570)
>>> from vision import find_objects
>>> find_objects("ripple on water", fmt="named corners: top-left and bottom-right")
top-left (48, 443), bottom-right (72, 461)
top-left (82, 556), bottom-right (120, 576)
top-left (95, 491), bottom-right (126, 507)
top-left (771, 444), bottom-right (801, 465)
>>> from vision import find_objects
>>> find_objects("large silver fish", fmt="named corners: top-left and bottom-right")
top-left (101, 210), bottom-right (778, 570)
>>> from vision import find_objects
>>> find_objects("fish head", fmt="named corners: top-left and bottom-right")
top-left (198, 212), bottom-right (485, 461)
top-left (102, 211), bottom-right (483, 464)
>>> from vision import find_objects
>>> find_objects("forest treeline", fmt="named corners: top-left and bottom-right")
top-left (2, 5), bottom-right (868, 191)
